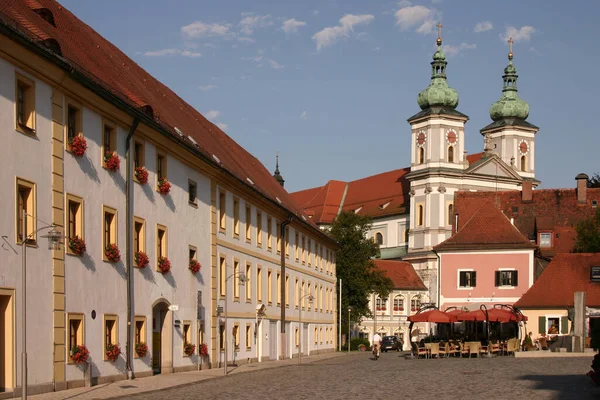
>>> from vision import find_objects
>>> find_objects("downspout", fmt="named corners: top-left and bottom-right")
top-left (125, 117), bottom-right (140, 379)
top-left (433, 249), bottom-right (441, 311)
top-left (280, 215), bottom-right (293, 359)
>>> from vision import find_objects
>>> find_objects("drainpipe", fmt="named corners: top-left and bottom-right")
top-left (432, 249), bottom-right (441, 311)
top-left (279, 215), bottom-right (293, 360)
top-left (125, 117), bottom-right (140, 379)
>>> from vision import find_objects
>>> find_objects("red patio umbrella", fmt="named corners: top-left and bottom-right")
top-left (408, 309), bottom-right (458, 323)
top-left (456, 309), bottom-right (487, 322)
top-left (444, 309), bottom-right (465, 318)
top-left (487, 307), bottom-right (528, 323)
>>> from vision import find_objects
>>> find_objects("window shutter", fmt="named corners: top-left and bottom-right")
top-left (459, 272), bottom-right (465, 287)
top-left (495, 271), bottom-right (500, 287)
top-left (472, 272), bottom-right (477, 288)
top-left (561, 316), bottom-right (569, 334)
top-left (513, 271), bottom-right (519, 287)
top-left (538, 316), bottom-right (546, 334)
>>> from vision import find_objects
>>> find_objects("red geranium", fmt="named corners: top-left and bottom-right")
top-left (135, 342), bottom-right (148, 358)
top-left (184, 342), bottom-right (196, 357)
top-left (158, 178), bottom-right (171, 195)
top-left (69, 135), bottom-right (87, 157)
top-left (158, 256), bottom-right (171, 274)
top-left (105, 243), bottom-right (121, 262)
top-left (199, 343), bottom-right (208, 357)
top-left (70, 344), bottom-right (89, 364)
top-left (68, 236), bottom-right (86, 255)
top-left (106, 343), bottom-right (121, 361)
top-left (135, 251), bottom-right (149, 268)
top-left (104, 151), bottom-right (120, 171)
top-left (135, 167), bottom-right (149, 185)
top-left (189, 259), bottom-right (201, 274)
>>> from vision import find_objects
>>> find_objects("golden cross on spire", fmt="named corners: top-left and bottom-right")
top-left (508, 37), bottom-right (514, 59)
top-left (436, 22), bottom-right (443, 45)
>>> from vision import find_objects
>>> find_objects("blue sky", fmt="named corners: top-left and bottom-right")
top-left (60, 0), bottom-right (600, 193)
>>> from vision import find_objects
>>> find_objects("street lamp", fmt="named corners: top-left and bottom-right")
top-left (221, 267), bottom-right (247, 376)
top-left (348, 308), bottom-right (351, 352)
top-left (20, 211), bottom-right (62, 400)
top-left (298, 293), bottom-right (313, 365)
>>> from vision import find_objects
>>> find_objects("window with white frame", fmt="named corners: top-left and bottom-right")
top-left (393, 296), bottom-right (404, 313)
top-left (495, 270), bottom-right (518, 287)
top-left (539, 232), bottom-right (552, 248)
top-left (459, 270), bottom-right (477, 288)
top-left (410, 296), bottom-right (421, 312)
top-left (376, 297), bottom-right (387, 312)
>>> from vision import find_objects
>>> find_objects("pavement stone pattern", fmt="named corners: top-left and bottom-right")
top-left (31, 352), bottom-right (600, 400)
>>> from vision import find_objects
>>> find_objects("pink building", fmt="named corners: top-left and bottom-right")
top-left (434, 200), bottom-right (536, 310)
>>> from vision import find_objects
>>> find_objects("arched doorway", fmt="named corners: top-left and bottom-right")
top-left (152, 300), bottom-right (172, 375)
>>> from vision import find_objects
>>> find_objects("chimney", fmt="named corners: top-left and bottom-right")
top-left (522, 180), bottom-right (533, 202)
top-left (576, 173), bottom-right (589, 204)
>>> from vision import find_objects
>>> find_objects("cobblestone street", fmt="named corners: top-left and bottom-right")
top-left (122, 353), bottom-right (598, 400)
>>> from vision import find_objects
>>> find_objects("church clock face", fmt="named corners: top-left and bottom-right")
top-left (519, 140), bottom-right (529, 155)
top-left (416, 132), bottom-right (426, 147)
top-left (446, 130), bottom-right (457, 145)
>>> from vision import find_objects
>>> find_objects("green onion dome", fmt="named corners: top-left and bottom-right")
top-left (417, 36), bottom-right (459, 110)
top-left (489, 50), bottom-right (530, 121)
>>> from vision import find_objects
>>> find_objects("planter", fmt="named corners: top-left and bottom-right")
top-left (106, 343), bottom-right (121, 361)
top-left (135, 167), bottom-right (149, 184)
top-left (104, 151), bottom-right (120, 171)
top-left (68, 236), bottom-right (86, 255)
top-left (189, 259), bottom-right (201, 274)
top-left (158, 178), bottom-right (171, 195)
top-left (135, 342), bottom-right (148, 358)
top-left (199, 343), bottom-right (208, 357)
top-left (70, 344), bottom-right (89, 364)
top-left (157, 256), bottom-right (171, 274)
top-left (135, 251), bottom-right (149, 268)
top-left (69, 135), bottom-right (87, 157)
top-left (184, 342), bottom-right (196, 357)
top-left (105, 243), bottom-right (121, 263)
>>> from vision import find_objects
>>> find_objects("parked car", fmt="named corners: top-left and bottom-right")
top-left (381, 336), bottom-right (402, 352)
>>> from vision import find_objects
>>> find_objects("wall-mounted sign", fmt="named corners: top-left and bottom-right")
top-left (168, 304), bottom-right (179, 311)
top-left (591, 266), bottom-right (600, 282)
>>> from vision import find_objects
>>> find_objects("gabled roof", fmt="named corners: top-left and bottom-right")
top-left (434, 200), bottom-right (536, 251)
top-left (453, 188), bottom-right (600, 257)
top-left (465, 153), bottom-right (526, 182)
top-left (373, 260), bottom-right (427, 291)
top-left (515, 253), bottom-right (600, 308)
top-left (0, 0), bottom-right (325, 235)
top-left (290, 168), bottom-right (410, 224)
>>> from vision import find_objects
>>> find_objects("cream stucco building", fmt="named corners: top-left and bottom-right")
top-left (0, 0), bottom-right (336, 396)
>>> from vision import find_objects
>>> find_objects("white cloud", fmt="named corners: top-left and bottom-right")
top-left (238, 37), bottom-right (256, 43)
top-left (500, 26), bottom-right (536, 42)
top-left (267, 59), bottom-right (284, 69)
top-left (198, 85), bottom-right (217, 91)
top-left (181, 21), bottom-right (232, 39)
top-left (312, 14), bottom-right (375, 50)
top-left (143, 48), bottom-right (201, 57)
top-left (474, 21), bottom-right (493, 33)
top-left (443, 42), bottom-right (476, 57)
top-left (205, 110), bottom-right (221, 120)
top-left (215, 122), bottom-right (229, 131)
top-left (395, 5), bottom-right (437, 34)
top-left (300, 111), bottom-right (307, 120)
top-left (282, 18), bottom-right (307, 34)
top-left (239, 13), bottom-right (273, 35)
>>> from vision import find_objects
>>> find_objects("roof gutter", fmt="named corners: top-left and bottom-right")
top-left (0, 19), bottom-right (337, 248)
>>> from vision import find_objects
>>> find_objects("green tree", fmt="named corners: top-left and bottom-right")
top-left (326, 211), bottom-right (394, 347)
top-left (574, 208), bottom-right (600, 253)
top-left (588, 173), bottom-right (600, 188)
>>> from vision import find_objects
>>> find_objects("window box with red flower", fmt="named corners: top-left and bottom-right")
top-left (184, 342), bottom-right (196, 357)
top-left (157, 178), bottom-right (171, 195)
top-left (70, 344), bottom-right (89, 364)
top-left (199, 343), bottom-right (208, 357)
top-left (135, 251), bottom-right (149, 268)
top-left (135, 166), bottom-right (149, 185)
top-left (135, 342), bottom-right (148, 358)
top-left (393, 307), bottom-right (399, 311)
top-left (104, 151), bottom-right (120, 171)
top-left (68, 236), bottom-right (86, 256)
top-left (158, 256), bottom-right (171, 274)
top-left (68, 135), bottom-right (88, 157)
top-left (189, 259), bottom-right (201, 274)
top-left (105, 343), bottom-right (121, 361)
top-left (105, 243), bottom-right (121, 263)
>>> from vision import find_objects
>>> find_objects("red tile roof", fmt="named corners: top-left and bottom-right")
top-left (373, 260), bottom-right (427, 291)
top-left (290, 153), bottom-right (486, 225)
top-left (435, 200), bottom-right (536, 251)
top-left (453, 188), bottom-right (600, 256)
top-left (0, 0), bottom-right (326, 236)
top-left (515, 253), bottom-right (600, 308)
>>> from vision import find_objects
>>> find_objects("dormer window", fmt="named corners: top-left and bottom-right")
top-left (375, 232), bottom-right (383, 245)
top-left (379, 202), bottom-right (390, 210)
top-left (539, 232), bottom-right (552, 248)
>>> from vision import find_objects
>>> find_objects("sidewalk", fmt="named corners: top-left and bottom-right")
top-left (30, 352), bottom-right (348, 400)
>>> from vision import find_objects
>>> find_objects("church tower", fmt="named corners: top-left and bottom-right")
top-left (406, 24), bottom-right (469, 252)
top-left (481, 39), bottom-right (539, 182)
